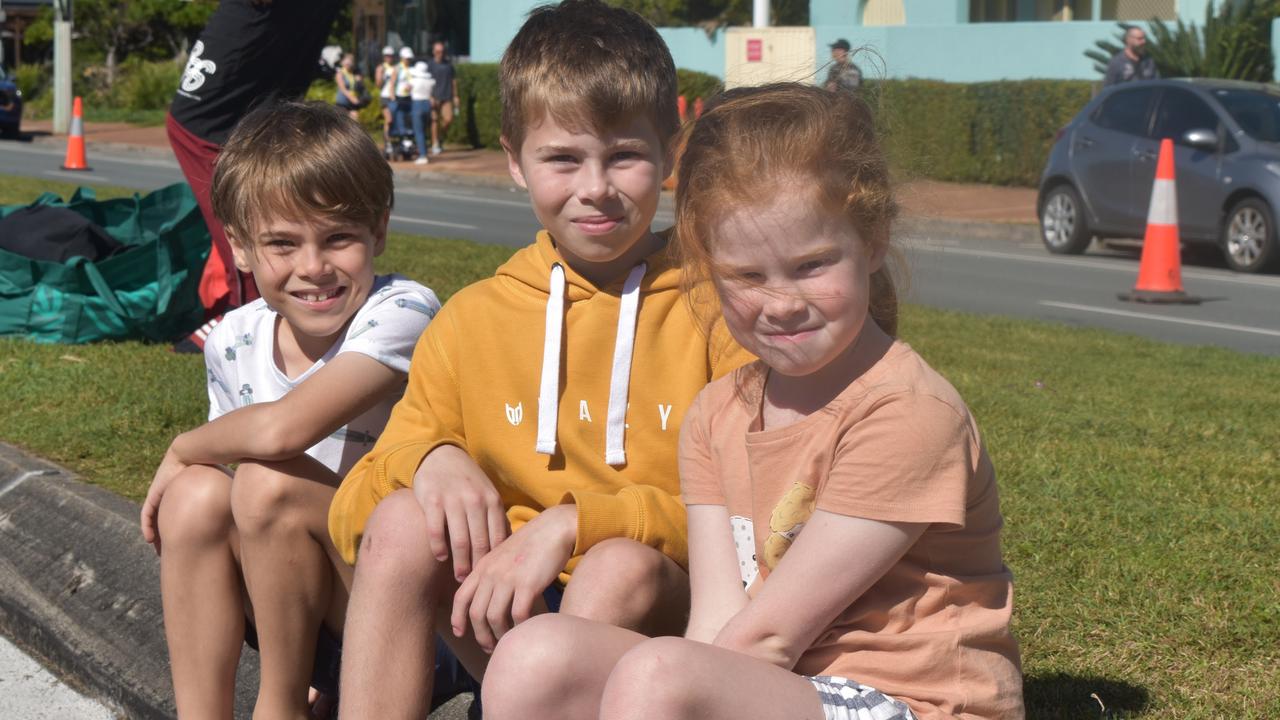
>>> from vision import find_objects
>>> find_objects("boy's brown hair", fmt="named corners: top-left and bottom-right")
top-left (674, 83), bottom-right (901, 336)
top-left (211, 100), bottom-right (394, 242)
top-left (500, 0), bottom-right (679, 152)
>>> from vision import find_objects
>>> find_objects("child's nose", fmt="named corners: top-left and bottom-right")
top-left (575, 163), bottom-right (615, 204)
top-left (762, 290), bottom-right (806, 322)
top-left (300, 247), bottom-right (333, 278)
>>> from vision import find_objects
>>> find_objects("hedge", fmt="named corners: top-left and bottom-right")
top-left (875, 79), bottom-right (1095, 187)
top-left (436, 69), bottom-right (1091, 187)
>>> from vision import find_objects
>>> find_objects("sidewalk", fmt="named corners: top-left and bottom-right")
top-left (24, 119), bottom-right (1041, 229)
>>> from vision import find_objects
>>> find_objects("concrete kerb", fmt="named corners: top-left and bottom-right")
top-left (0, 441), bottom-right (478, 719)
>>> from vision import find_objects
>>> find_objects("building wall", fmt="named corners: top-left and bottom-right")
top-left (468, 0), bottom-right (1280, 83)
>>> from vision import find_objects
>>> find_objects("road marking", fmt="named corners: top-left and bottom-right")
top-left (390, 215), bottom-right (478, 230)
top-left (1039, 301), bottom-right (1280, 338)
top-left (907, 244), bottom-right (1280, 288)
top-left (397, 187), bottom-right (532, 209)
top-left (42, 170), bottom-right (114, 184)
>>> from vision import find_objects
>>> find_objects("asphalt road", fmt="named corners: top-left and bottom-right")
top-left (2, 139), bottom-right (1277, 356)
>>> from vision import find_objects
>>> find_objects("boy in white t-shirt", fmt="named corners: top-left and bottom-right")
top-left (140, 100), bottom-right (440, 719)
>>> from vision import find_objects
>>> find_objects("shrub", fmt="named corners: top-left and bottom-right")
top-left (676, 68), bottom-right (723, 104)
top-left (13, 64), bottom-right (48, 101)
top-left (874, 78), bottom-right (1094, 187)
top-left (111, 58), bottom-right (183, 111)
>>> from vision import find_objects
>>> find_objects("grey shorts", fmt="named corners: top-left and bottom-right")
top-left (808, 676), bottom-right (917, 720)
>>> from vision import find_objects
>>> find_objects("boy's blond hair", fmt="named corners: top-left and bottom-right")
top-left (500, 0), bottom-right (679, 152)
top-left (211, 101), bottom-right (394, 241)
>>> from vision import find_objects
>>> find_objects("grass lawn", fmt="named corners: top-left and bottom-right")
top-left (2, 176), bottom-right (1278, 717)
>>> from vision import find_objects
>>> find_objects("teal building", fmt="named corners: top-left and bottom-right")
top-left (464, 0), bottom-right (1279, 82)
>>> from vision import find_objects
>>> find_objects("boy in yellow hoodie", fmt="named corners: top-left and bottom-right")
top-left (327, 0), bottom-right (749, 715)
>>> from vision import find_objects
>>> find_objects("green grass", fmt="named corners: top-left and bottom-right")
top-left (2, 175), bottom-right (1278, 717)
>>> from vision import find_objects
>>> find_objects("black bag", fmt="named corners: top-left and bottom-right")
top-left (0, 206), bottom-right (126, 263)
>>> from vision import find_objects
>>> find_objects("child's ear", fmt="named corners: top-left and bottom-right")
top-left (226, 231), bottom-right (254, 273)
top-left (501, 135), bottom-right (529, 190)
top-left (661, 142), bottom-right (676, 183)
top-left (373, 210), bottom-right (389, 256)
top-left (868, 239), bottom-right (889, 274)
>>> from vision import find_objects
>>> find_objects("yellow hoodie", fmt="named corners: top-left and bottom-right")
top-left (329, 231), bottom-right (750, 573)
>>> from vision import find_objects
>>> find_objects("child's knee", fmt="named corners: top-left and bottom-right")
top-left (569, 538), bottom-right (680, 604)
top-left (484, 615), bottom-right (581, 714)
top-left (158, 465), bottom-right (232, 545)
top-left (355, 489), bottom-right (447, 585)
top-left (229, 461), bottom-right (306, 534)
top-left (603, 638), bottom-right (701, 715)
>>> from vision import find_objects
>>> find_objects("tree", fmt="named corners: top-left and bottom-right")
top-left (1084, 0), bottom-right (1278, 82)
top-left (23, 0), bottom-right (215, 87)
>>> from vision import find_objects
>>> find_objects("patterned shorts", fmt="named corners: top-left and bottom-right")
top-left (807, 676), bottom-right (918, 720)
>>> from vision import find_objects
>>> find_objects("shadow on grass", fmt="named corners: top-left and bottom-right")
top-left (1025, 673), bottom-right (1150, 718)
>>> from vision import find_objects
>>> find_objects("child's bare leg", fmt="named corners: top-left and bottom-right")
top-left (483, 614), bottom-right (647, 720)
top-left (158, 464), bottom-right (242, 720)
top-left (560, 537), bottom-right (689, 636)
top-left (339, 489), bottom-right (467, 720)
top-left (598, 636), bottom-right (827, 720)
top-left (231, 458), bottom-right (351, 720)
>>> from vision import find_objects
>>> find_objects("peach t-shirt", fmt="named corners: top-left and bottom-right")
top-left (679, 341), bottom-right (1024, 720)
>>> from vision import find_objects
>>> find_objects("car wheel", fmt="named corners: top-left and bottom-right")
top-left (1040, 184), bottom-right (1091, 255)
top-left (0, 123), bottom-right (18, 139)
top-left (1222, 197), bottom-right (1278, 273)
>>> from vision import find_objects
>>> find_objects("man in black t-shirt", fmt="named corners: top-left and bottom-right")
top-left (167, 0), bottom-right (343, 341)
top-left (425, 41), bottom-right (460, 156)
top-left (1104, 27), bottom-right (1159, 87)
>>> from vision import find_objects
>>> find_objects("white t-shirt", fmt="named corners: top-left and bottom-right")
top-left (410, 64), bottom-right (436, 101)
top-left (204, 274), bottom-right (440, 476)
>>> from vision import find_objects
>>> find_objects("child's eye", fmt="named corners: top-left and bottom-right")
top-left (797, 259), bottom-right (829, 274)
top-left (611, 151), bottom-right (641, 162)
top-left (547, 154), bottom-right (577, 164)
top-left (328, 233), bottom-right (355, 244)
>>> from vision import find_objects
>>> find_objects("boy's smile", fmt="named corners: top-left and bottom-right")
top-left (230, 213), bottom-right (386, 361)
top-left (505, 113), bottom-right (669, 286)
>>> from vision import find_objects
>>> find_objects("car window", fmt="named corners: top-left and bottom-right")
top-left (1092, 87), bottom-right (1156, 137)
top-left (1151, 88), bottom-right (1220, 145)
top-left (1212, 88), bottom-right (1280, 143)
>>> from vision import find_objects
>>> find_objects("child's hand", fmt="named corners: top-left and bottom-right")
top-left (449, 503), bottom-right (577, 653)
top-left (412, 444), bottom-right (509, 581)
top-left (140, 448), bottom-right (187, 554)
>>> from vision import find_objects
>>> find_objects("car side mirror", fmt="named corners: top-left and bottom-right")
top-left (1183, 128), bottom-right (1219, 150)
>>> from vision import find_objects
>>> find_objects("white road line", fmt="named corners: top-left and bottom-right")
top-left (41, 170), bottom-right (114, 184)
top-left (1039, 301), bottom-right (1280, 338)
top-left (390, 215), bottom-right (478, 230)
top-left (906, 244), bottom-right (1280, 289)
top-left (396, 187), bottom-right (531, 209)
top-left (0, 470), bottom-right (53, 501)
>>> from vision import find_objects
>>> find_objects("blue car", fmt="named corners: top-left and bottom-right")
top-left (1038, 78), bottom-right (1280, 273)
top-left (0, 64), bottom-right (22, 138)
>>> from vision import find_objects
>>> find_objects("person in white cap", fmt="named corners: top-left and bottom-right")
top-left (392, 46), bottom-right (416, 152)
top-left (409, 61), bottom-right (437, 164)
top-left (376, 46), bottom-right (398, 155)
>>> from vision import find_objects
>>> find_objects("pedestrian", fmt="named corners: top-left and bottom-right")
top-left (409, 61), bottom-right (436, 165)
top-left (824, 38), bottom-right (862, 92)
top-left (143, 100), bottom-right (441, 720)
top-left (1104, 26), bottom-right (1159, 86)
top-left (166, 0), bottom-right (344, 353)
top-left (376, 46), bottom-right (398, 155)
top-left (426, 40), bottom-right (460, 156)
top-left (334, 52), bottom-right (366, 121)
top-left (393, 46), bottom-right (416, 153)
top-left (480, 83), bottom-right (1025, 720)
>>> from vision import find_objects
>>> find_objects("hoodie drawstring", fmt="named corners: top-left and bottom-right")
top-left (604, 263), bottom-right (646, 466)
top-left (535, 262), bottom-right (646, 466)
top-left (536, 263), bottom-right (566, 455)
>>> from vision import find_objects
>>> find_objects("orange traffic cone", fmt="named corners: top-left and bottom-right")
top-left (678, 95), bottom-right (688, 124)
top-left (693, 97), bottom-right (704, 119)
top-left (1118, 138), bottom-right (1198, 304)
top-left (61, 96), bottom-right (91, 171)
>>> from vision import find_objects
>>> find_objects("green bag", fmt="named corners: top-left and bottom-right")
top-left (0, 183), bottom-right (210, 344)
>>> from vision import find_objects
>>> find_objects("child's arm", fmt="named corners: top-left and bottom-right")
top-left (142, 353), bottom-right (403, 547)
top-left (711, 510), bottom-right (925, 669)
top-left (684, 503), bottom-right (749, 643)
top-left (168, 352), bottom-right (403, 466)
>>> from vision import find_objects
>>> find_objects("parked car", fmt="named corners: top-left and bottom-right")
top-left (1038, 78), bottom-right (1280, 273)
top-left (0, 64), bottom-right (21, 138)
